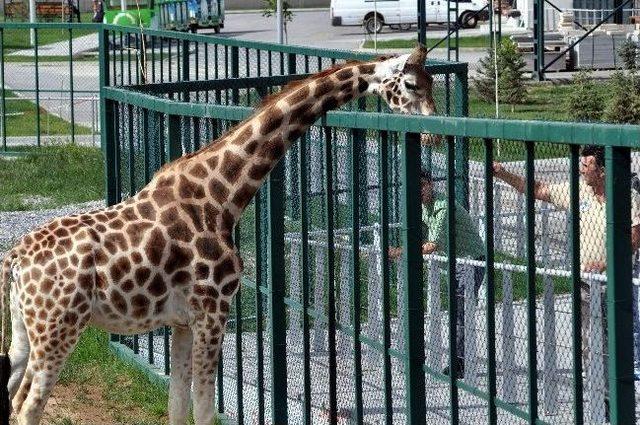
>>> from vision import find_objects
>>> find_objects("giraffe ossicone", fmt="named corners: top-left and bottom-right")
top-left (0, 44), bottom-right (438, 425)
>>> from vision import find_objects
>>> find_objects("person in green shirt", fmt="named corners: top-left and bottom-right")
top-left (389, 169), bottom-right (485, 378)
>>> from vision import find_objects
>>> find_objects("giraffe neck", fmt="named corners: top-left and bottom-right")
top-left (151, 61), bottom-right (378, 229)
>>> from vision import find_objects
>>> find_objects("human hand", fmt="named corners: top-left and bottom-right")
top-left (421, 133), bottom-right (442, 146)
top-left (388, 246), bottom-right (403, 260)
top-left (492, 161), bottom-right (505, 178)
top-left (583, 261), bottom-right (606, 273)
top-left (422, 242), bottom-right (437, 255)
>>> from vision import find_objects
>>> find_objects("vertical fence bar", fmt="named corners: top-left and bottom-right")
top-left (234, 226), bottom-right (244, 424)
top-left (379, 131), bottom-right (392, 425)
top-left (446, 134), bottom-right (459, 424)
top-left (401, 131), bottom-right (426, 424)
top-left (231, 46), bottom-right (239, 103)
top-left (525, 140), bottom-right (538, 423)
top-left (349, 127), bottom-right (363, 424)
top-left (68, 28), bottom-right (75, 143)
top-left (484, 138), bottom-right (497, 424)
top-left (455, 66), bottom-right (469, 206)
top-left (299, 132), bottom-right (311, 425)
top-left (268, 160), bottom-right (288, 423)
top-left (100, 29), bottom-right (116, 207)
top-left (254, 189), bottom-right (266, 425)
top-left (34, 28), bottom-right (40, 147)
top-left (324, 125), bottom-right (338, 424)
top-left (167, 115), bottom-right (182, 160)
top-left (127, 104), bottom-right (135, 196)
top-left (605, 146), bottom-right (635, 425)
top-left (1, 28), bottom-right (6, 151)
top-left (569, 144), bottom-right (584, 425)
top-left (164, 327), bottom-right (170, 376)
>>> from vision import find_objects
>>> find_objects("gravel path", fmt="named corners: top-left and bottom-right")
top-left (0, 200), bottom-right (105, 253)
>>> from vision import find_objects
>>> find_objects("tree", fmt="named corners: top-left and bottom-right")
top-left (473, 38), bottom-right (528, 112)
top-left (618, 40), bottom-right (638, 71)
top-left (566, 70), bottom-right (605, 122)
top-left (603, 71), bottom-right (640, 124)
top-left (262, 0), bottom-right (294, 43)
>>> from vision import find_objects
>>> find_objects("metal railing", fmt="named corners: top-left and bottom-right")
top-left (102, 55), bottom-right (640, 423)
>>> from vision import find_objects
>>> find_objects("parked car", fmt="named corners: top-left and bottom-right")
top-left (330, 0), bottom-right (487, 33)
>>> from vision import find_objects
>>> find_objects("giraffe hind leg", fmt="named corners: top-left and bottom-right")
top-left (7, 297), bottom-right (30, 412)
top-left (14, 301), bottom-right (92, 424)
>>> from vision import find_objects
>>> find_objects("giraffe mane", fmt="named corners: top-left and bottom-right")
top-left (255, 59), bottom-right (366, 112)
top-left (153, 59), bottom-right (374, 176)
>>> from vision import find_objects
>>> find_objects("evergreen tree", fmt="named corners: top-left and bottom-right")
top-left (566, 70), bottom-right (604, 122)
top-left (498, 38), bottom-right (528, 111)
top-left (603, 71), bottom-right (640, 124)
top-left (618, 40), bottom-right (638, 71)
top-left (473, 38), bottom-right (528, 112)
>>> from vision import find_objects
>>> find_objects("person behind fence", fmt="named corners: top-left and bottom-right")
top-left (388, 169), bottom-right (485, 378)
top-left (493, 145), bottom-right (640, 394)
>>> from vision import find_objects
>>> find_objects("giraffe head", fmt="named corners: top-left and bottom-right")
top-left (369, 45), bottom-right (441, 144)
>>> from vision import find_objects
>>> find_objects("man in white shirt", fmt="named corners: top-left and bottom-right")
top-left (493, 145), bottom-right (640, 393)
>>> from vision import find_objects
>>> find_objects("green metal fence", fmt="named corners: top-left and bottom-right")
top-left (0, 22), bottom-right (101, 152)
top-left (102, 48), bottom-right (640, 423)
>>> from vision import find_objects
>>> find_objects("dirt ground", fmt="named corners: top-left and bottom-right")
top-left (11, 382), bottom-right (158, 425)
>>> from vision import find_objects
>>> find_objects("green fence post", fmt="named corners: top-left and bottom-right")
top-left (570, 144), bottom-right (584, 425)
top-left (525, 141), bottom-right (538, 423)
top-left (484, 138), bottom-right (497, 424)
top-left (231, 45), bottom-right (239, 104)
top-left (34, 28), bottom-right (40, 147)
top-left (99, 29), bottom-right (117, 207)
top-left (182, 38), bottom-right (190, 103)
top-left (288, 52), bottom-right (300, 220)
top-left (69, 28), bottom-right (75, 143)
top-left (1, 28), bottom-right (5, 152)
top-left (605, 146), bottom-right (635, 425)
top-left (454, 67), bottom-right (469, 208)
top-left (446, 135), bottom-right (459, 423)
top-left (400, 131), bottom-right (425, 424)
top-left (267, 161), bottom-right (288, 423)
top-left (379, 132), bottom-right (393, 424)
top-left (167, 114), bottom-right (182, 160)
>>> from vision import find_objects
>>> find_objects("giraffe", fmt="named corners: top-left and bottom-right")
top-left (0, 44), bottom-right (437, 425)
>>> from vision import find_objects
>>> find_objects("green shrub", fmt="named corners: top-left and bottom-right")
top-left (566, 70), bottom-right (605, 122)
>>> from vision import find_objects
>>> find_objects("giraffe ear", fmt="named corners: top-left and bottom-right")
top-left (379, 53), bottom-right (411, 75)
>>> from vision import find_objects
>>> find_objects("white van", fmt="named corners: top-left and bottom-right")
top-left (330, 0), bottom-right (488, 33)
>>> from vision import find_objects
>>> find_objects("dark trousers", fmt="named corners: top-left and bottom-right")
top-left (456, 257), bottom-right (485, 360)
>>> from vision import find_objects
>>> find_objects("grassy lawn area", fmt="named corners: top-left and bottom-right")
top-left (465, 81), bottom-right (609, 161)
top-left (363, 35), bottom-right (490, 49)
top-left (2, 89), bottom-right (92, 137)
top-left (3, 13), bottom-right (98, 51)
top-left (49, 327), bottom-right (173, 425)
top-left (0, 144), bottom-right (104, 211)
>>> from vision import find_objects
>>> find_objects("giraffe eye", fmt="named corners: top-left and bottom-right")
top-left (404, 81), bottom-right (418, 91)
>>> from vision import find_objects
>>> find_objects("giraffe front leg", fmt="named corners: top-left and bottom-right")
top-left (191, 312), bottom-right (227, 425)
top-left (169, 326), bottom-right (193, 425)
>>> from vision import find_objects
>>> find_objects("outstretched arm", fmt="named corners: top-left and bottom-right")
top-left (493, 162), bottom-right (552, 203)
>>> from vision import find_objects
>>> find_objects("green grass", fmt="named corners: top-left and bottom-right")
top-left (0, 144), bottom-right (104, 211)
top-left (465, 82), bottom-right (610, 161)
top-left (1, 90), bottom-right (92, 137)
top-left (363, 35), bottom-right (490, 49)
top-left (57, 327), bottom-right (172, 424)
top-left (3, 14), bottom-right (98, 51)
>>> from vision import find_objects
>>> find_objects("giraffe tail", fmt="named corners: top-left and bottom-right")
top-left (0, 249), bottom-right (13, 424)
